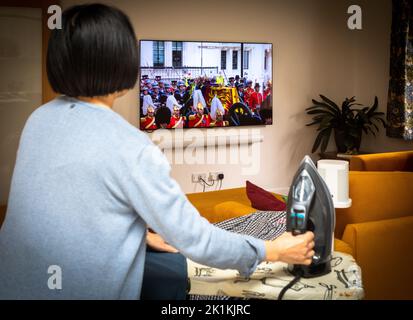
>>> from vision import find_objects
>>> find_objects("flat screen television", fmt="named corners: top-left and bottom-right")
top-left (139, 40), bottom-right (273, 130)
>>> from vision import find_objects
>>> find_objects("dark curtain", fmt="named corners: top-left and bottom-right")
top-left (387, 0), bottom-right (413, 140)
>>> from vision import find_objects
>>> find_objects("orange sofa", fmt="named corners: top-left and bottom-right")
top-left (336, 151), bottom-right (413, 300)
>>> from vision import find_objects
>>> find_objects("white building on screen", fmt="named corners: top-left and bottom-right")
top-left (140, 40), bottom-right (272, 86)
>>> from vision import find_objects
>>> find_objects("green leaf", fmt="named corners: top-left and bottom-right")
top-left (375, 117), bottom-right (387, 128)
top-left (311, 115), bottom-right (328, 122)
top-left (317, 123), bottom-right (332, 131)
top-left (306, 105), bottom-right (327, 110)
top-left (320, 116), bottom-right (333, 127)
top-left (320, 128), bottom-right (332, 153)
top-left (319, 95), bottom-right (340, 111)
top-left (306, 120), bottom-right (322, 126)
top-left (305, 106), bottom-right (340, 117)
top-left (310, 101), bottom-right (340, 116)
top-left (312, 131), bottom-right (324, 153)
top-left (312, 129), bottom-right (330, 153)
top-left (307, 110), bottom-right (334, 115)
top-left (359, 113), bottom-right (369, 124)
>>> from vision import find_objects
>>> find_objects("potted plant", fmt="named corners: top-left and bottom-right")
top-left (306, 95), bottom-right (386, 154)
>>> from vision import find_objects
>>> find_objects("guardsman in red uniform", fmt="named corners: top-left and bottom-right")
top-left (249, 83), bottom-right (263, 113)
top-left (188, 103), bottom-right (210, 128)
top-left (210, 109), bottom-right (229, 127)
top-left (140, 106), bottom-right (157, 130)
top-left (243, 80), bottom-right (254, 108)
top-left (168, 105), bottom-right (186, 129)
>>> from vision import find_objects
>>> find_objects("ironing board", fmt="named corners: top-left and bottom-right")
top-left (187, 251), bottom-right (364, 300)
top-left (187, 210), bottom-right (364, 300)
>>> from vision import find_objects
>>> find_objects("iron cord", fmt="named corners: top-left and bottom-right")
top-left (277, 271), bottom-right (303, 300)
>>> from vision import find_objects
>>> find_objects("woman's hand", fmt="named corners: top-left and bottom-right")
top-left (264, 231), bottom-right (315, 265)
top-left (146, 230), bottom-right (178, 253)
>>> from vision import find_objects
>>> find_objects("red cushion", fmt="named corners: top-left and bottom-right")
top-left (246, 180), bottom-right (286, 211)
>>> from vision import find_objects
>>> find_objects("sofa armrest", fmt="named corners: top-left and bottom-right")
top-left (335, 171), bottom-right (413, 238)
top-left (342, 216), bottom-right (413, 299)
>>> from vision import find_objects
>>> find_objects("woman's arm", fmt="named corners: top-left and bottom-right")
top-left (147, 229), bottom-right (314, 265)
top-left (121, 144), bottom-right (313, 276)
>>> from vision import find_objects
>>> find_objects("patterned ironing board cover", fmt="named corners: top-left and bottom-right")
top-left (188, 211), bottom-right (364, 300)
top-left (188, 251), bottom-right (364, 300)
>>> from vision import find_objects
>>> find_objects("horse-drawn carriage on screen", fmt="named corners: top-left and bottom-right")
top-left (180, 84), bottom-right (269, 127)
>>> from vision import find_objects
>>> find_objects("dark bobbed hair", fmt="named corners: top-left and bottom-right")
top-left (47, 3), bottom-right (138, 97)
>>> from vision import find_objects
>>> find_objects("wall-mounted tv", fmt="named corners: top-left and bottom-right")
top-left (139, 40), bottom-right (273, 130)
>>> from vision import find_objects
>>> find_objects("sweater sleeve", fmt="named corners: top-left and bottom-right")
top-left (120, 144), bottom-right (266, 277)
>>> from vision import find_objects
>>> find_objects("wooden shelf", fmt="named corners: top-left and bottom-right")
top-left (319, 151), bottom-right (371, 161)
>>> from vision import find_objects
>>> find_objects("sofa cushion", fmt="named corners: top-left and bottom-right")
top-left (246, 180), bottom-right (286, 211)
top-left (213, 201), bottom-right (257, 221)
top-left (187, 187), bottom-right (251, 223)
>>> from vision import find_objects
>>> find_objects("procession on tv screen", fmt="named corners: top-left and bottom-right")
top-left (139, 41), bottom-right (273, 131)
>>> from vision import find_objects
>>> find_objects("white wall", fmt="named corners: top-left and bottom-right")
top-left (61, 0), bottom-right (413, 195)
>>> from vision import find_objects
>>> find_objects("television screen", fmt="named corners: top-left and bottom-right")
top-left (139, 40), bottom-right (273, 130)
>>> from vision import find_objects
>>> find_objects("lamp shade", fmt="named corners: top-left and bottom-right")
top-left (317, 160), bottom-right (352, 208)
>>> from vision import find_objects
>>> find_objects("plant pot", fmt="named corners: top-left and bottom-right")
top-left (353, 130), bottom-right (362, 152)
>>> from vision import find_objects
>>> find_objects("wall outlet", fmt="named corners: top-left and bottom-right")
top-left (208, 171), bottom-right (224, 182)
top-left (192, 173), bottom-right (207, 183)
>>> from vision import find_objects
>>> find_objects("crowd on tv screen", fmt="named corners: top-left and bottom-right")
top-left (139, 74), bottom-right (273, 130)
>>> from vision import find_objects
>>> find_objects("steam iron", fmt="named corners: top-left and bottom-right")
top-left (286, 155), bottom-right (335, 278)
